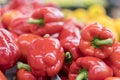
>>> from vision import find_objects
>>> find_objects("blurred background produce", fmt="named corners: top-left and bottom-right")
top-left (44, 0), bottom-right (120, 41)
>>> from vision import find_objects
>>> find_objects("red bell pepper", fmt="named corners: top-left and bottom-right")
top-left (28, 7), bottom-right (64, 36)
top-left (108, 42), bottom-right (120, 77)
top-left (0, 70), bottom-right (7, 80)
top-left (59, 19), bottom-right (82, 60)
top-left (5, 0), bottom-right (28, 10)
top-left (104, 77), bottom-right (120, 80)
top-left (27, 35), bottom-right (64, 77)
top-left (9, 17), bottom-right (35, 36)
top-left (17, 68), bottom-right (37, 80)
top-left (69, 56), bottom-right (113, 80)
top-left (0, 0), bottom-right (27, 15)
top-left (17, 33), bottom-right (40, 62)
top-left (1, 10), bottom-right (23, 29)
top-left (17, 62), bottom-right (50, 80)
top-left (79, 22), bottom-right (115, 59)
top-left (1, 0), bottom-right (40, 16)
top-left (59, 19), bottom-right (82, 75)
top-left (0, 28), bottom-right (20, 72)
top-left (17, 62), bottom-right (37, 80)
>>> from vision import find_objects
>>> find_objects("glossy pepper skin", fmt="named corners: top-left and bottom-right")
top-left (1, 0), bottom-right (28, 14)
top-left (17, 68), bottom-right (37, 80)
top-left (69, 56), bottom-right (113, 80)
top-left (17, 33), bottom-right (40, 62)
top-left (59, 19), bottom-right (82, 60)
top-left (17, 68), bottom-right (50, 80)
top-left (104, 77), bottom-right (120, 80)
top-left (79, 22), bottom-right (115, 59)
top-left (0, 28), bottom-right (20, 72)
top-left (9, 17), bottom-right (35, 36)
top-left (0, 21), bottom-right (4, 28)
top-left (1, 10), bottom-right (23, 29)
top-left (59, 19), bottom-right (82, 75)
top-left (2, 0), bottom-right (35, 16)
top-left (4, 0), bottom-right (28, 10)
top-left (27, 36), bottom-right (64, 77)
top-left (0, 70), bottom-right (7, 80)
top-left (17, 62), bottom-right (50, 80)
top-left (28, 7), bottom-right (64, 36)
top-left (108, 42), bottom-right (120, 77)
top-left (17, 62), bottom-right (37, 80)
top-left (0, 0), bottom-right (26, 16)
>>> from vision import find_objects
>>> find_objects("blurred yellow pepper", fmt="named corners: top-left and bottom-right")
top-left (62, 9), bottom-right (75, 19)
top-left (73, 8), bottom-right (88, 24)
top-left (114, 19), bottom-right (120, 41)
top-left (87, 4), bottom-right (106, 19)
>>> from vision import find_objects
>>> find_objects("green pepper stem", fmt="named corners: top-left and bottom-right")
top-left (76, 69), bottom-right (88, 80)
top-left (65, 52), bottom-right (72, 59)
top-left (94, 38), bottom-right (113, 46)
top-left (17, 62), bottom-right (31, 71)
top-left (93, 38), bottom-right (113, 46)
top-left (28, 18), bottom-right (44, 26)
top-left (65, 52), bottom-right (72, 63)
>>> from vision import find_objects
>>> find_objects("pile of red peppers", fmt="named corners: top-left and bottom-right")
top-left (0, 0), bottom-right (120, 80)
